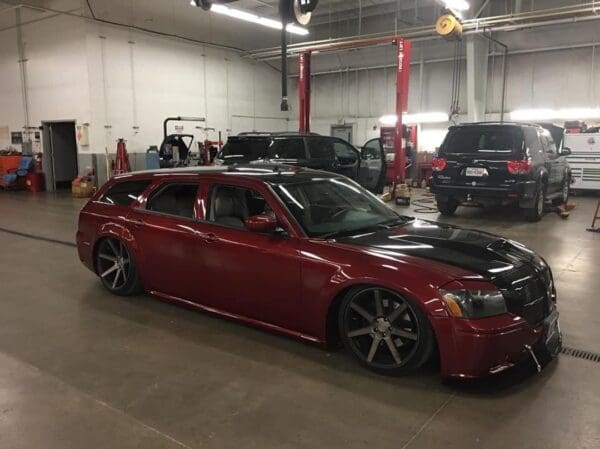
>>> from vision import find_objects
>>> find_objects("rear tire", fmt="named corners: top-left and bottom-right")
top-left (524, 184), bottom-right (545, 222)
top-left (436, 197), bottom-right (459, 216)
top-left (96, 238), bottom-right (143, 296)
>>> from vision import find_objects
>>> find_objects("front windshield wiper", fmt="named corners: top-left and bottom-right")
top-left (320, 226), bottom-right (384, 240)
top-left (320, 217), bottom-right (411, 240)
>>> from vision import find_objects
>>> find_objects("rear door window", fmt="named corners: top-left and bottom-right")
top-left (100, 180), bottom-right (151, 206)
top-left (524, 128), bottom-right (543, 154)
top-left (441, 126), bottom-right (523, 156)
top-left (219, 138), bottom-right (271, 162)
top-left (268, 138), bottom-right (307, 159)
top-left (146, 183), bottom-right (199, 219)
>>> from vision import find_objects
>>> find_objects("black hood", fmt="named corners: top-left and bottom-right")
top-left (336, 219), bottom-right (541, 281)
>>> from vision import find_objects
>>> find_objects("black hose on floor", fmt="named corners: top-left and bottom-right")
top-left (411, 192), bottom-right (439, 214)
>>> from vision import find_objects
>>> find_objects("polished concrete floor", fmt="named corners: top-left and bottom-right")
top-left (0, 189), bottom-right (599, 449)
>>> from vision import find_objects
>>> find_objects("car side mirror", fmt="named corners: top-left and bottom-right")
top-left (561, 147), bottom-right (571, 156)
top-left (244, 214), bottom-right (277, 233)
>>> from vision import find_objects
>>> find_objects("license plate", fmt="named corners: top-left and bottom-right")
top-left (465, 167), bottom-right (488, 177)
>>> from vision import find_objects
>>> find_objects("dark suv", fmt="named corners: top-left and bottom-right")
top-left (215, 132), bottom-right (386, 193)
top-left (430, 122), bottom-right (571, 221)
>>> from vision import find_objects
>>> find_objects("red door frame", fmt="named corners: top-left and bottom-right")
top-left (297, 37), bottom-right (411, 184)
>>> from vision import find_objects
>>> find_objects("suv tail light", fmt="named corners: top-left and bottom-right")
top-left (432, 157), bottom-right (447, 172)
top-left (506, 159), bottom-right (532, 175)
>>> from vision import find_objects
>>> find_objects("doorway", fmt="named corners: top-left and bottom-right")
top-left (331, 124), bottom-right (354, 144)
top-left (42, 121), bottom-right (78, 192)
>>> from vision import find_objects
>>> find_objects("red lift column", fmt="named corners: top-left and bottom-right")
top-left (393, 38), bottom-right (411, 189)
top-left (299, 51), bottom-right (311, 133)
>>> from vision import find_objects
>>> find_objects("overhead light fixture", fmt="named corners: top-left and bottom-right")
top-left (192, 2), bottom-right (309, 36)
top-left (380, 112), bottom-right (449, 125)
top-left (510, 108), bottom-right (600, 121)
top-left (440, 0), bottom-right (470, 11)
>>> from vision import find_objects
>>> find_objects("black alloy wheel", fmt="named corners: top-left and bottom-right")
top-left (339, 286), bottom-right (434, 375)
top-left (96, 238), bottom-right (142, 296)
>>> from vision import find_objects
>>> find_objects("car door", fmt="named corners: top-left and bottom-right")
top-left (191, 179), bottom-right (304, 332)
top-left (540, 130), bottom-right (561, 192)
top-left (331, 139), bottom-right (360, 180)
top-left (126, 180), bottom-right (206, 302)
top-left (358, 138), bottom-right (386, 192)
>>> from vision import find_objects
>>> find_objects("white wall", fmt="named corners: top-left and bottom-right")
top-left (0, 10), bottom-right (287, 159)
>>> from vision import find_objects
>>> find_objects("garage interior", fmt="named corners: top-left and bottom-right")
top-left (1, 1), bottom-right (600, 448)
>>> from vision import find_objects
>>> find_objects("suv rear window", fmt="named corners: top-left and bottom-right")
top-left (100, 180), bottom-right (151, 206)
top-left (219, 138), bottom-right (270, 162)
top-left (441, 126), bottom-right (523, 156)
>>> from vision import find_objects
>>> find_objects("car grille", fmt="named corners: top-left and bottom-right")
top-left (488, 241), bottom-right (553, 326)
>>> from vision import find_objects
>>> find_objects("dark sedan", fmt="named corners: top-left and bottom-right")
top-left (76, 165), bottom-right (561, 378)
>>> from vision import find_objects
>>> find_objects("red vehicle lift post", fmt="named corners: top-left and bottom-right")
top-left (297, 37), bottom-right (411, 187)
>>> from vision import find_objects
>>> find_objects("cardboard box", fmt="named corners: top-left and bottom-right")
top-left (72, 178), bottom-right (95, 198)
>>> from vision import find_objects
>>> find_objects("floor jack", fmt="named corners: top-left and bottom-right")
top-left (587, 200), bottom-right (600, 233)
top-left (553, 202), bottom-right (575, 218)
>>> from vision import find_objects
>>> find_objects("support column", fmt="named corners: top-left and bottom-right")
top-left (466, 35), bottom-right (489, 122)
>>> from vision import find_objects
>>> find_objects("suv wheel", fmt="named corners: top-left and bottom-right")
top-left (436, 197), bottom-right (459, 216)
top-left (524, 184), bottom-right (545, 222)
top-left (553, 176), bottom-right (570, 205)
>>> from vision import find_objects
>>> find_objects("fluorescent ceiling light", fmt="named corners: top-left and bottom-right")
top-left (205, 3), bottom-right (309, 36)
top-left (379, 112), bottom-right (449, 125)
top-left (440, 0), bottom-right (470, 11)
top-left (510, 108), bottom-right (600, 121)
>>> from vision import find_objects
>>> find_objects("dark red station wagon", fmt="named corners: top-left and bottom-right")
top-left (76, 165), bottom-right (561, 378)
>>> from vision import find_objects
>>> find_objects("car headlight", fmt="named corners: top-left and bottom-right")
top-left (440, 289), bottom-right (507, 319)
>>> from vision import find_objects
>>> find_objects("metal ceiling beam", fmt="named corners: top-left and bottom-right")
top-left (244, 2), bottom-right (600, 60)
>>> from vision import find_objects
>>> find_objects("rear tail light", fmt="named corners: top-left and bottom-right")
top-left (432, 157), bottom-right (447, 172)
top-left (506, 159), bottom-right (532, 175)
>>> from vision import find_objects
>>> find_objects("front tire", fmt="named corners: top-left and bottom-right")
top-left (553, 176), bottom-right (570, 205)
top-left (96, 238), bottom-right (142, 296)
top-left (338, 286), bottom-right (435, 376)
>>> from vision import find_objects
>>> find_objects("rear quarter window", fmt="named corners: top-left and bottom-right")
top-left (100, 180), bottom-right (152, 206)
top-left (441, 126), bottom-right (524, 156)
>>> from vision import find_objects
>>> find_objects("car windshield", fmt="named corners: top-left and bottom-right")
top-left (272, 177), bottom-right (406, 238)
top-left (441, 126), bottom-right (523, 155)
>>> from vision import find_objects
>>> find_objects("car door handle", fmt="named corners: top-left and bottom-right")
top-left (195, 232), bottom-right (218, 243)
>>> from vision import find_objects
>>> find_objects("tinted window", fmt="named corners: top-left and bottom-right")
top-left (307, 138), bottom-right (335, 159)
top-left (100, 180), bottom-right (151, 206)
top-left (362, 139), bottom-right (382, 160)
top-left (540, 130), bottom-right (557, 155)
top-left (147, 183), bottom-right (198, 219)
top-left (269, 138), bottom-right (306, 159)
top-left (208, 185), bottom-right (275, 230)
top-left (333, 141), bottom-right (358, 160)
top-left (441, 126), bottom-right (523, 155)
top-left (218, 138), bottom-right (270, 162)
top-left (523, 128), bottom-right (543, 154)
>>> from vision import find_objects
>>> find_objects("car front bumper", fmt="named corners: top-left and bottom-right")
top-left (430, 179), bottom-right (538, 207)
top-left (432, 307), bottom-right (560, 378)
